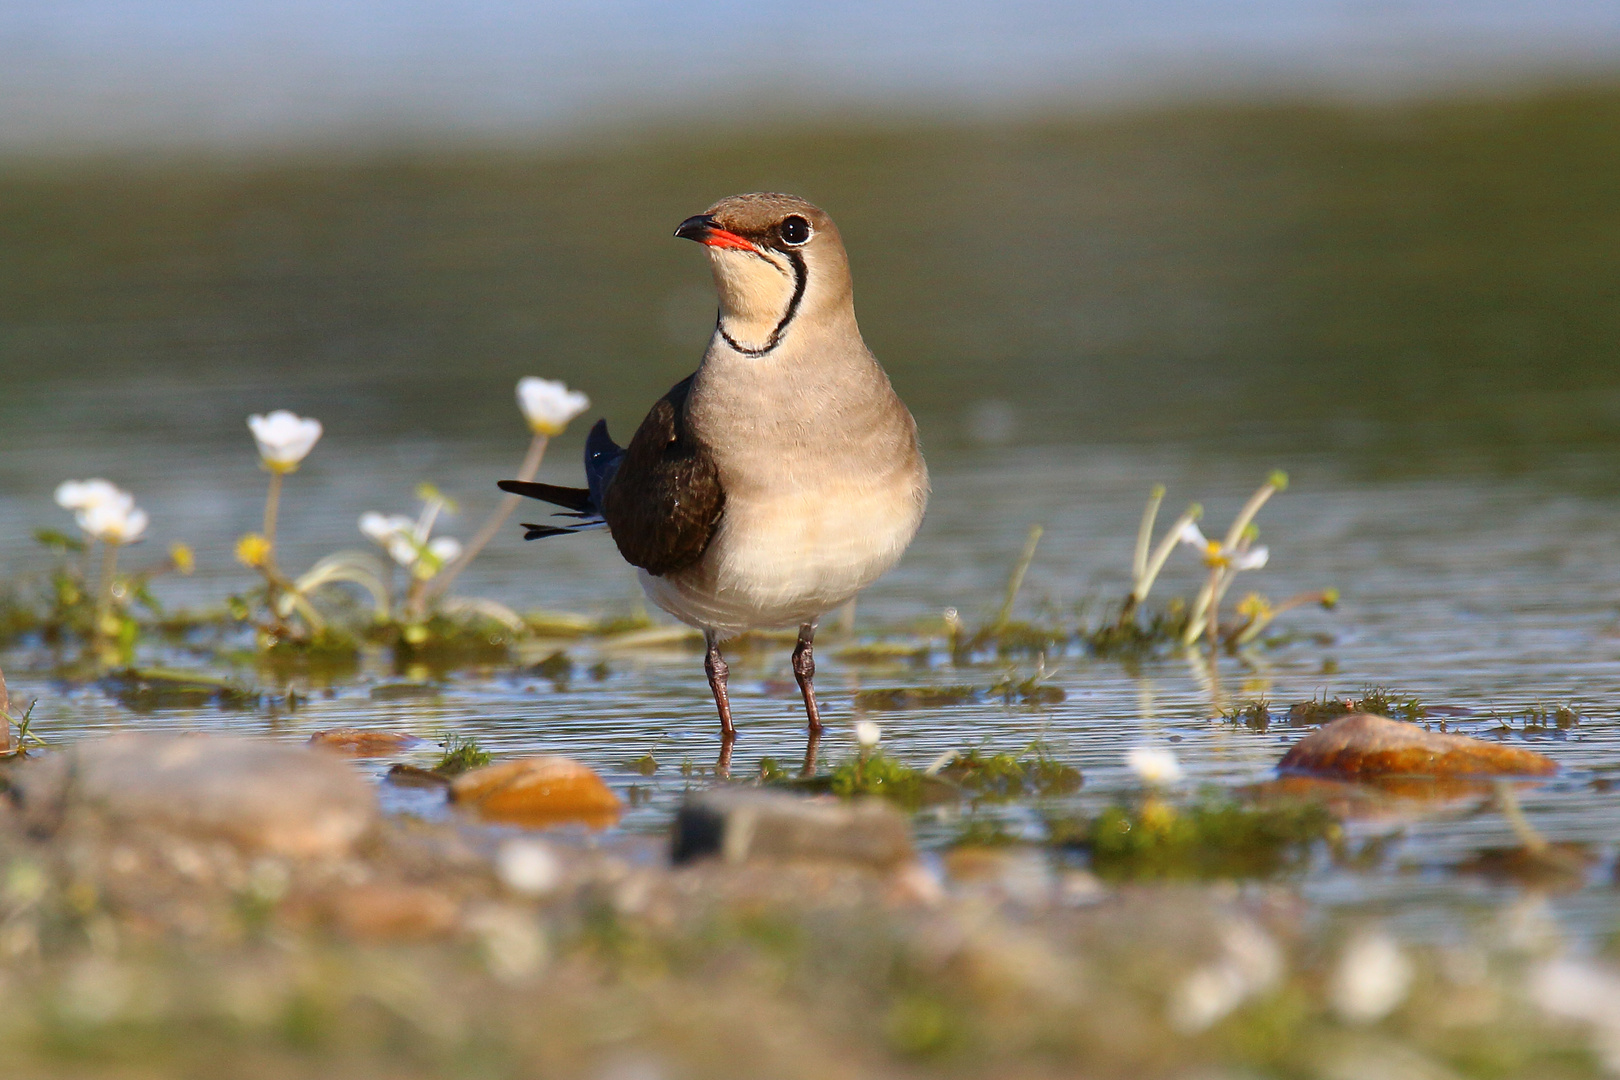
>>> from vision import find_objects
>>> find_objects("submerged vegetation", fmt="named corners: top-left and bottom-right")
top-left (1051, 793), bottom-right (1342, 881)
top-left (1222, 688), bottom-right (1430, 729)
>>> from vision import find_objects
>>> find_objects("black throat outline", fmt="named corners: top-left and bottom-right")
top-left (717, 248), bottom-right (808, 357)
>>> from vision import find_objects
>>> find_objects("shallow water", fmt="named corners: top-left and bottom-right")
top-left (6, 443), bottom-right (1620, 946)
top-left (4, 94), bottom-right (1620, 959)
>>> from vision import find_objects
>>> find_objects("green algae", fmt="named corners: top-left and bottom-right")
top-left (431, 732), bottom-right (492, 776)
top-left (1224, 688), bottom-right (1429, 729)
top-left (854, 686), bottom-right (979, 710)
top-left (1050, 793), bottom-right (1341, 881)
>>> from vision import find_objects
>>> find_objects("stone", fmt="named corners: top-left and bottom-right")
top-left (325, 882), bottom-right (459, 940)
top-left (1278, 713), bottom-right (1557, 779)
top-left (449, 756), bottom-right (620, 827)
top-left (672, 790), bottom-right (914, 869)
top-left (307, 728), bottom-right (421, 756)
top-left (11, 733), bottom-right (377, 858)
top-left (1244, 774), bottom-right (1489, 819)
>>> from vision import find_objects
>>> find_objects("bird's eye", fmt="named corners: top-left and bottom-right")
top-left (778, 215), bottom-right (811, 246)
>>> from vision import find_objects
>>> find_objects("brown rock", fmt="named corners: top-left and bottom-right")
top-left (672, 790), bottom-right (914, 869)
top-left (1245, 774), bottom-right (1492, 820)
top-left (308, 728), bottom-right (421, 757)
top-left (325, 882), bottom-right (460, 940)
top-left (1278, 713), bottom-right (1557, 779)
top-left (449, 756), bottom-right (621, 827)
top-left (12, 733), bottom-right (377, 858)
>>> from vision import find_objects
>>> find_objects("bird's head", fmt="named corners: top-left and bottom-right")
top-left (674, 193), bottom-right (852, 356)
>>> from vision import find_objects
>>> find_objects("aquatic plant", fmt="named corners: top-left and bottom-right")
top-left (1178, 471), bottom-right (1285, 647)
top-left (1050, 792), bottom-right (1341, 880)
top-left (1121, 484), bottom-right (1202, 619)
top-left (358, 484), bottom-right (464, 622)
top-left (38, 480), bottom-right (192, 664)
top-left (950, 526), bottom-right (1073, 660)
top-left (930, 744), bottom-right (1082, 799)
top-left (235, 410), bottom-right (331, 641)
top-left (1102, 473), bottom-right (1335, 656)
top-left (423, 376), bottom-right (590, 603)
top-left (434, 732), bottom-right (493, 775)
top-left (1286, 688), bottom-right (1427, 725)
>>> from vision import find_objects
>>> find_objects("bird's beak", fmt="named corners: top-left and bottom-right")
top-left (674, 214), bottom-right (758, 252)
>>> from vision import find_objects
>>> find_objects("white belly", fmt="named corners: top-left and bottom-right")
top-left (638, 472), bottom-right (925, 639)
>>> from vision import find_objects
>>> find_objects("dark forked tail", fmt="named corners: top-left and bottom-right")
top-left (497, 419), bottom-right (624, 541)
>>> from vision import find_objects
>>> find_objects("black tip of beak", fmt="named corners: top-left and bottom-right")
top-left (674, 214), bottom-right (715, 242)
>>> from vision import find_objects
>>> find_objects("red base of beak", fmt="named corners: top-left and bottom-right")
top-left (702, 228), bottom-right (758, 253)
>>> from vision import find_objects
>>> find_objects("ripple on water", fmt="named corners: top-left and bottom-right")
top-left (7, 449), bottom-right (1620, 942)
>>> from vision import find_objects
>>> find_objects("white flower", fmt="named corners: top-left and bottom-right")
top-left (1177, 521), bottom-right (1268, 571)
top-left (1127, 746), bottom-right (1183, 786)
top-left (54, 479), bottom-right (127, 512)
top-left (359, 512), bottom-right (414, 545)
top-left (358, 512), bottom-right (461, 579)
top-left (516, 377), bottom-right (590, 436)
top-left (247, 410), bottom-right (323, 472)
top-left (415, 536), bottom-right (463, 580)
top-left (76, 499), bottom-right (149, 544)
top-left (854, 721), bottom-right (882, 749)
top-left (1330, 930), bottom-right (1413, 1024)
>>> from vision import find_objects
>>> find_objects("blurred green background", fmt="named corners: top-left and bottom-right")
top-left (3, 84), bottom-right (1618, 479)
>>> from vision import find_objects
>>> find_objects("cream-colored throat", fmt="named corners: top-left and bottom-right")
top-left (708, 249), bottom-right (796, 351)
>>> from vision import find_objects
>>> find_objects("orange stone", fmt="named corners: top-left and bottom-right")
top-left (307, 728), bottom-right (420, 756)
top-left (1278, 713), bottom-right (1557, 779)
top-left (450, 756), bottom-right (621, 827)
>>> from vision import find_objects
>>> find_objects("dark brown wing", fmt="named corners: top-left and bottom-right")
top-left (601, 375), bottom-right (724, 577)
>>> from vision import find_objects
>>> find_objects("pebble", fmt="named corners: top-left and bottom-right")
top-left (11, 733), bottom-right (377, 859)
top-left (307, 728), bottom-right (421, 757)
top-left (325, 882), bottom-right (460, 941)
top-left (1278, 713), bottom-right (1557, 779)
top-left (496, 839), bottom-right (564, 897)
top-left (449, 756), bottom-right (621, 826)
top-left (672, 790), bottom-right (913, 869)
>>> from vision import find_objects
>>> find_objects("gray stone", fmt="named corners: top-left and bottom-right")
top-left (11, 733), bottom-right (376, 858)
top-left (672, 790), bottom-right (913, 869)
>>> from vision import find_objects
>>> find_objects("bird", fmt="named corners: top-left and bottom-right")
top-left (499, 193), bottom-right (928, 771)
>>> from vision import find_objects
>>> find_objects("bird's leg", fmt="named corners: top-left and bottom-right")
top-left (717, 732), bottom-right (734, 779)
top-left (800, 726), bottom-right (820, 779)
top-left (705, 632), bottom-right (735, 778)
top-left (792, 623), bottom-right (822, 734)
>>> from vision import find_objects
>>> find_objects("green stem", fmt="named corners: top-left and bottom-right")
top-left (92, 541), bottom-right (119, 659)
top-left (263, 470), bottom-right (283, 565)
top-left (1183, 564), bottom-right (1222, 647)
top-left (1132, 485), bottom-right (1165, 586)
top-left (1222, 471), bottom-right (1287, 551)
top-left (1233, 589), bottom-right (1336, 647)
top-left (262, 469), bottom-right (286, 633)
top-left (1125, 503), bottom-right (1201, 617)
top-left (993, 524), bottom-right (1044, 631)
top-left (425, 432), bottom-right (549, 603)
